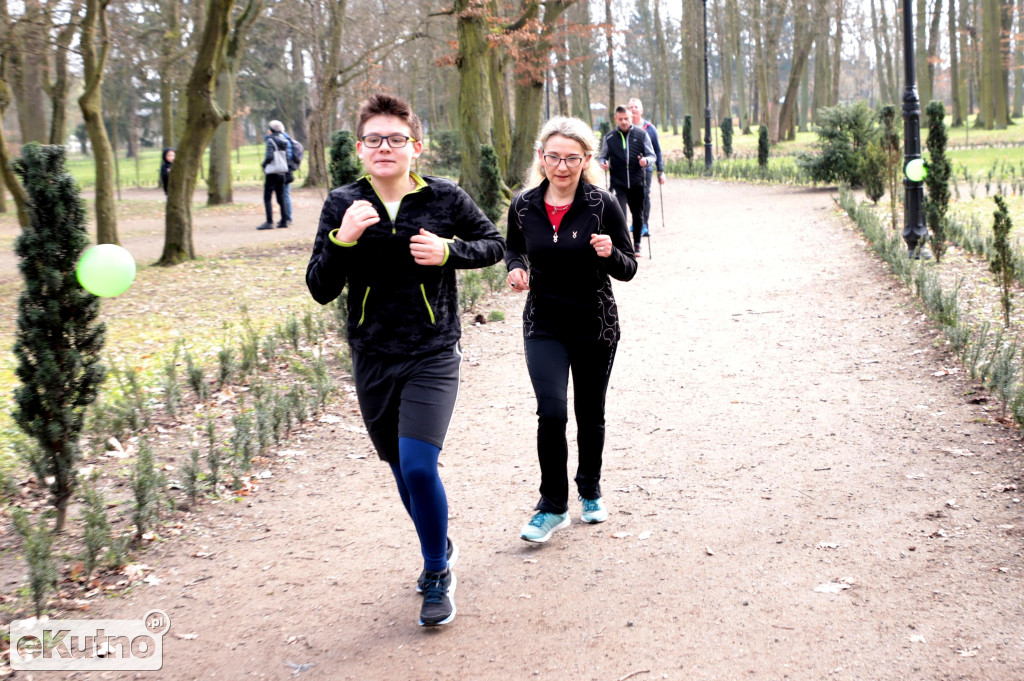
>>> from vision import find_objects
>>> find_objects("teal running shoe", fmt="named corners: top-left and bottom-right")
top-left (520, 511), bottom-right (570, 543)
top-left (580, 496), bottom-right (608, 524)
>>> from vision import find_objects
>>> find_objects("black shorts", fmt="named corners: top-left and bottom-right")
top-left (351, 343), bottom-right (462, 462)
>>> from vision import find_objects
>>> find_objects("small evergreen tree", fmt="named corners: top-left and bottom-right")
top-left (991, 195), bottom-right (1015, 327)
top-left (757, 125), bottom-right (770, 169)
top-left (796, 102), bottom-right (878, 185)
top-left (924, 100), bottom-right (952, 263)
top-left (861, 142), bottom-right (887, 204)
top-left (12, 143), bottom-right (106, 532)
top-left (130, 439), bottom-right (163, 542)
top-left (328, 131), bottom-right (361, 189)
top-left (80, 478), bottom-right (111, 579)
top-left (478, 144), bottom-right (504, 226)
top-left (683, 115), bottom-right (694, 167)
top-left (12, 508), bottom-right (58, 617)
top-left (720, 117), bottom-right (734, 158)
top-left (879, 105), bottom-right (902, 231)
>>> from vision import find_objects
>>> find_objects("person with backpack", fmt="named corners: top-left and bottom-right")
top-left (628, 98), bottom-right (665, 238)
top-left (281, 132), bottom-right (305, 224)
top-left (258, 120), bottom-right (293, 230)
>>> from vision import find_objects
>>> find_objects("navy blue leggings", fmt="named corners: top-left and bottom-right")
top-left (389, 437), bottom-right (448, 572)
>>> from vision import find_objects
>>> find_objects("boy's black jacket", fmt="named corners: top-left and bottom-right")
top-left (306, 174), bottom-right (505, 357)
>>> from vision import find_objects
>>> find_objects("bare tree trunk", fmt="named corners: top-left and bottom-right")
top-left (960, 0), bottom-right (973, 118)
top-left (831, 0), bottom-right (844, 106)
top-left (1015, 0), bottom-right (1023, 117)
top-left (488, 42), bottom-right (512, 176)
top-left (728, 0), bottom-right (749, 132)
top-left (305, 0), bottom-right (347, 188)
top-left (9, 0), bottom-right (48, 144)
top-left (568, 0), bottom-right (593, 125)
top-left (208, 0), bottom-right (261, 205)
top-left (713, 0), bottom-right (732, 125)
top-left (554, 19), bottom-right (569, 116)
top-left (778, 0), bottom-right (823, 141)
top-left (980, 0), bottom-right (1009, 127)
top-left (950, 0), bottom-right (964, 124)
top-left (799, 57), bottom-right (809, 131)
top-left (507, 0), bottom-right (575, 188)
top-left (160, 0), bottom-right (181, 147)
top-left (78, 0), bottom-right (118, 245)
top-left (456, 0), bottom-right (493, 199)
top-left (160, 0), bottom-right (238, 265)
top-left (651, 0), bottom-right (675, 133)
top-left (926, 0), bottom-right (943, 105)
top-left (870, 0), bottom-right (891, 105)
top-left (606, 0), bottom-right (615, 110)
top-left (46, 0), bottom-right (80, 145)
top-left (879, 0), bottom-right (898, 103)
top-left (0, 75), bottom-right (30, 226)
top-left (289, 39), bottom-right (308, 141)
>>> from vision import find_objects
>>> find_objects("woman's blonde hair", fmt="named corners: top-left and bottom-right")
top-left (525, 116), bottom-right (600, 189)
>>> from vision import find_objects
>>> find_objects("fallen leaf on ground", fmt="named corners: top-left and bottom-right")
top-left (814, 582), bottom-right (851, 594)
top-left (705, 547), bottom-right (714, 556)
top-left (638, 531), bottom-right (652, 540)
top-left (909, 635), bottom-right (926, 643)
top-left (611, 532), bottom-right (631, 539)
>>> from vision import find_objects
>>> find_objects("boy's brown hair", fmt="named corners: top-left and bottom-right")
top-left (356, 94), bottom-right (423, 141)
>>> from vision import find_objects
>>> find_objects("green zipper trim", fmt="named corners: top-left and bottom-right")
top-left (358, 287), bottom-right (370, 326)
top-left (365, 172), bottom-right (429, 234)
top-left (619, 130), bottom-right (628, 150)
top-left (420, 284), bottom-right (436, 324)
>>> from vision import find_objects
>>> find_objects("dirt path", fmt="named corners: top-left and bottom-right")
top-left (15, 180), bottom-right (1024, 680)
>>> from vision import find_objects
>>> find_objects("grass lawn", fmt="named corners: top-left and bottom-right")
top-left (63, 144), bottom-right (306, 190)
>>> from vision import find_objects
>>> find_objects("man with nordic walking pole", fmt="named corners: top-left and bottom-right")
top-left (628, 98), bottom-right (665, 257)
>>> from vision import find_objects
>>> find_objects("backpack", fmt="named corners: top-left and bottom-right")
top-left (288, 138), bottom-right (304, 171)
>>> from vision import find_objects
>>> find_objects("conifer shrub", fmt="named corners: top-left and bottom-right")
top-left (878, 105), bottom-right (902, 232)
top-left (12, 508), bottom-right (57, 616)
top-left (329, 131), bottom-right (360, 189)
top-left (720, 117), bottom-right (734, 158)
top-left (757, 125), bottom-right (770, 169)
top-left (12, 143), bottom-right (106, 532)
top-left (683, 115), bottom-right (694, 167)
top-left (924, 100), bottom-right (952, 262)
top-left (991, 195), bottom-right (1016, 327)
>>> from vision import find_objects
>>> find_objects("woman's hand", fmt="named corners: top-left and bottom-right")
top-left (337, 200), bottom-right (380, 243)
top-left (410, 228), bottom-right (446, 266)
top-left (590, 234), bottom-right (613, 258)
top-left (507, 267), bottom-right (530, 292)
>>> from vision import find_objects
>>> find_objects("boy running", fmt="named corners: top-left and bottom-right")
top-left (306, 94), bottom-right (505, 627)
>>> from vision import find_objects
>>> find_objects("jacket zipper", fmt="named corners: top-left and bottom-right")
top-left (420, 284), bottom-right (436, 325)
top-left (358, 287), bottom-right (370, 326)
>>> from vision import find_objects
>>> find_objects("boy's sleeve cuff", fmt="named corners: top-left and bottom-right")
top-left (329, 229), bottom-right (357, 247)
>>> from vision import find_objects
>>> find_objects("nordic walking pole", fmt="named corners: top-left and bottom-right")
top-left (652, 177), bottom-right (665, 261)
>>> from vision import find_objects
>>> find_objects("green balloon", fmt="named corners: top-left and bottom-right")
top-left (905, 158), bottom-right (927, 182)
top-left (76, 244), bottom-right (137, 297)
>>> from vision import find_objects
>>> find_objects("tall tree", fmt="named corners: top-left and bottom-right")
top-left (830, 0), bottom-right (844, 106)
top-left (306, 0), bottom-right (347, 189)
top-left (979, 0), bottom-right (1009, 127)
top-left (455, 0), bottom-right (493, 200)
top-left (567, 0), bottom-right (594, 125)
top-left (507, 0), bottom-right (576, 188)
top-left (78, 0), bottom-right (118, 245)
top-left (870, 0), bottom-right (891, 104)
top-left (606, 0), bottom-right (615, 110)
top-left (487, 0), bottom-right (512, 175)
top-left (160, 0), bottom-right (238, 265)
top-left (778, 0), bottom-right (824, 141)
top-left (727, 0), bottom-right (749, 132)
top-left (159, 0), bottom-right (182, 147)
top-left (654, 0), bottom-right (673, 131)
top-left (949, 0), bottom-right (963, 124)
top-left (915, 0), bottom-right (930, 104)
top-left (1015, 0), bottom-right (1023, 117)
top-left (45, 0), bottom-right (81, 145)
top-left (207, 0), bottom-right (263, 205)
top-left (8, 0), bottom-right (49, 144)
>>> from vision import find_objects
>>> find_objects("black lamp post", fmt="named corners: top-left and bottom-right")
top-left (703, 0), bottom-right (713, 170)
top-left (902, 0), bottom-right (927, 255)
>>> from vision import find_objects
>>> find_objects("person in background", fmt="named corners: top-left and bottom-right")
top-left (159, 148), bottom-right (175, 195)
top-left (598, 106), bottom-right (656, 257)
top-left (627, 97), bottom-right (665, 236)
top-left (258, 120), bottom-right (292, 230)
top-left (306, 93), bottom-right (505, 627)
top-left (505, 116), bottom-right (637, 544)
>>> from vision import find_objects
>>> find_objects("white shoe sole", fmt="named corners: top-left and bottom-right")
top-left (418, 571), bottom-right (457, 627)
top-left (581, 512), bottom-right (608, 524)
top-left (520, 515), bottom-right (571, 543)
